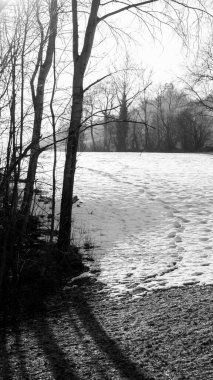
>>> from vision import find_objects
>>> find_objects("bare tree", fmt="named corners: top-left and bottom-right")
top-left (58, 0), bottom-right (100, 251)
top-left (182, 33), bottom-right (213, 129)
top-left (21, 0), bottom-right (58, 232)
top-left (58, 0), bottom-right (210, 251)
top-left (0, 0), bottom-right (58, 295)
top-left (152, 83), bottom-right (186, 151)
top-left (83, 81), bottom-right (117, 151)
top-left (116, 88), bottom-right (129, 151)
top-left (0, 1), bottom-right (32, 295)
top-left (176, 106), bottom-right (212, 151)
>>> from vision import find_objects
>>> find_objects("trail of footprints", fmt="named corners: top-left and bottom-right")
top-left (138, 183), bottom-right (213, 290)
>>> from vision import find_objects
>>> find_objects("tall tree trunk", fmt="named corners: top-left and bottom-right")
top-left (58, 0), bottom-right (100, 252)
top-left (58, 68), bottom-right (83, 251)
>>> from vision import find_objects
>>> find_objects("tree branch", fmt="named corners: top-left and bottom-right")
top-left (169, 0), bottom-right (213, 18)
top-left (98, 0), bottom-right (158, 22)
top-left (81, 118), bottom-right (156, 133)
top-left (84, 72), bottom-right (114, 93)
top-left (83, 69), bottom-right (130, 93)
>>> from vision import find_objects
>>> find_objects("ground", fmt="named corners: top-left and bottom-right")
top-left (0, 281), bottom-right (213, 380)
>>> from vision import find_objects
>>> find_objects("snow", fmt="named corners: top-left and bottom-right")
top-left (66, 272), bottom-right (93, 286)
top-left (40, 152), bottom-right (213, 297)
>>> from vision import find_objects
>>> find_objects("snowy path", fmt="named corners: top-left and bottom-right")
top-left (41, 152), bottom-right (213, 297)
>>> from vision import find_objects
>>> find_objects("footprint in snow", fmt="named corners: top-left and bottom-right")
top-left (181, 218), bottom-right (190, 223)
top-left (173, 221), bottom-right (182, 229)
top-left (167, 231), bottom-right (176, 238)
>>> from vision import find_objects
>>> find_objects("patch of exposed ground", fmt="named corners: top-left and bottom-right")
top-left (0, 282), bottom-right (213, 379)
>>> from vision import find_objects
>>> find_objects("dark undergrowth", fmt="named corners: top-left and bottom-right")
top-left (0, 220), bottom-right (87, 324)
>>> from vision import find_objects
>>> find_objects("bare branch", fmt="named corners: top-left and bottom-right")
top-left (98, 0), bottom-right (158, 22)
top-left (169, 0), bottom-right (213, 18)
top-left (81, 118), bottom-right (156, 134)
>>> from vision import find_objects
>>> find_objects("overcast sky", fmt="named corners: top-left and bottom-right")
top-left (84, 12), bottom-right (191, 91)
top-left (5, 0), bottom-right (207, 92)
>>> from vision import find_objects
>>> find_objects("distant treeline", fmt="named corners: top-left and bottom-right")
top-left (78, 83), bottom-right (213, 153)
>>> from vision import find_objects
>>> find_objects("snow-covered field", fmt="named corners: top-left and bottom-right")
top-left (41, 152), bottom-right (213, 297)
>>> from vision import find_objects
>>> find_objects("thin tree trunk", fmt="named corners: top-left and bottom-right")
top-left (18, 7), bottom-right (28, 181)
top-left (0, 40), bottom-right (18, 294)
top-left (21, 0), bottom-right (57, 228)
top-left (90, 126), bottom-right (96, 151)
top-left (50, 48), bottom-right (57, 242)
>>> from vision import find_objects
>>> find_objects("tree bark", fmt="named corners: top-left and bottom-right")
top-left (58, 0), bottom-right (100, 251)
top-left (58, 67), bottom-right (84, 251)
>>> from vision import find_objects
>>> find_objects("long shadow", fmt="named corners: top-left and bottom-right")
top-left (0, 324), bottom-right (13, 380)
top-left (1, 291), bottom-right (154, 380)
top-left (66, 290), bottom-right (155, 380)
top-left (12, 319), bottom-right (31, 380)
top-left (1, 306), bottom-right (81, 380)
top-left (1, 277), bottom-right (155, 380)
top-left (29, 312), bottom-right (81, 380)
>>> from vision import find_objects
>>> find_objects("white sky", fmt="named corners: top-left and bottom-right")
top-left (84, 4), bottom-right (201, 91)
top-left (4, 0), bottom-right (207, 96)
top-left (139, 32), bottom-right (186, 83)
top-left (5, 0), bottom-right (205, 88)
top-left (85, 24), bottom-right (188, 93)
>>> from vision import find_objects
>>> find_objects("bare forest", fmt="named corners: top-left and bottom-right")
top-left (1, 3), bottom-right (213, 378)
top-left (1, 0), bottom-right (213, 299)
top-left (1, 1), bottom-right (213, 379)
